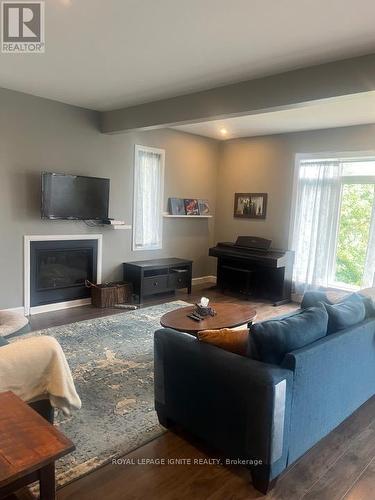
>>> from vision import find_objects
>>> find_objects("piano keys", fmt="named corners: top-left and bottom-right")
top-left (209, 236), bottom-right (294, 305)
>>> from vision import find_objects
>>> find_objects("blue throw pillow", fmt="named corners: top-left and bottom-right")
top-left (247, 305), bottom-right (328, 365)
top-left (324, 293), bottom-right (366, 334)
top-left (301, 291), bottom-right (332, 309)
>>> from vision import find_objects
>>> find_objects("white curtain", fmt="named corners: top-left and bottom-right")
top-left (133, 148), bottom-right (163, 250)
top-left (363, 191), bottom-right (375, 287)
top-left (291, 160), bottom-right (343, 294)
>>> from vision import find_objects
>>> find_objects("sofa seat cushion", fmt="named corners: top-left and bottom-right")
top-left (248, 305), bottom-right (328, 365)
top-left (324, 294), bottom-right (366, 334)
top-left (0, 311), bottom-right (29, 338)
top-left (197, 328), bottom-right (249, 356)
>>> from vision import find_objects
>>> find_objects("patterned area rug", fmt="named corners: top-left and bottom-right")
top-left (27, 300), bottom-right (190, 486)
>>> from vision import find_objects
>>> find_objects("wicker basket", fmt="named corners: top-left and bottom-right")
top-left (86, 281), bottom-right (133, 308)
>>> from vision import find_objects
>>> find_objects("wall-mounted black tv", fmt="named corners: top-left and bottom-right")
top-left (41, 172), bottom-right (110, 220)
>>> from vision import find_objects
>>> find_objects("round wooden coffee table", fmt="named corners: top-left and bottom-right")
top-left (160, 303), bottom-right (257, 334)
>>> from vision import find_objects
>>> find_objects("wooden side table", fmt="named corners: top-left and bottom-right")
top-left (0, 391), bottom-right (74, 500)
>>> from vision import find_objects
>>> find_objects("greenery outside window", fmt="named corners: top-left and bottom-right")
top-left (291, 155), bottom-right (375, 292)
top-left (333, 166), bottom-right (375, 288)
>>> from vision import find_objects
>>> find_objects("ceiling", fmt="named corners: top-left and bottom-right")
top-left (172, 92), bottom-right (375, 140)
top-left (1, 0), bottom-right (375, 111)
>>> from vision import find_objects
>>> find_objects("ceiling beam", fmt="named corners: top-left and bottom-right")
top-left (100, 53), bottom-right (375, 134)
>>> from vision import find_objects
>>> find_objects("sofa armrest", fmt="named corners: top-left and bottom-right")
top-left (282, 318), bottom-right (375, 464)
top-left (154, 328), bottom-right (293, 466)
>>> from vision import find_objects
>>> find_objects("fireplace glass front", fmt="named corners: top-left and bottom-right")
top-left (36, 249), bottom-right (93, 291)
top-left (30, 239), bottom-right (98, 307)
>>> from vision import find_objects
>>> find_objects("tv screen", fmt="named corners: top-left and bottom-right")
top-left (41, 173), bottom-right (110, 220)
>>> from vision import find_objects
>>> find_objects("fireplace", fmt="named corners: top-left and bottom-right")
top-left (24, 235), bottom-right (102, 314)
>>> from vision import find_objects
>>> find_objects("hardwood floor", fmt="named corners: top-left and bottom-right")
top-left (27, 284), bottom-right (296, 333)
top-left (57, 397), bottom-right (375, 500)
top-left (17, 285), bottom-right (375, 499)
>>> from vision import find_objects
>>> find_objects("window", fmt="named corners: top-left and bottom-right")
top-left (133, 145), bottom-right (165, 251)
top-left (291, 155), bottom-right (375, 293)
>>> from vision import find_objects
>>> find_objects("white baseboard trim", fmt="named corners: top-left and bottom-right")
top-left (3, 277), bottom-right (216, 316)
top-left (29, 298), bottom-right (92, 316)
top-left (0, 306), bottom-right (25, 314)
top-left (192, 275), bottom-right (217, 285)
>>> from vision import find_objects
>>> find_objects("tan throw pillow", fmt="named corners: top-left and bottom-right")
top-left (197, 328), bottom-right (249, 356)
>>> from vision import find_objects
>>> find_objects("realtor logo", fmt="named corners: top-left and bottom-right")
top-left (1, 1), bottom-right (45, 53)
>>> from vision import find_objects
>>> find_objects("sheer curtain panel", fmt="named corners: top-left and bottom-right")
top-left (291, 160), bottom-right (343, 294)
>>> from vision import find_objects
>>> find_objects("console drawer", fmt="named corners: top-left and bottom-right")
top-left (169, 269), bottom-right (189, 289)
top-left (143, 275), bottom-right (169, 295)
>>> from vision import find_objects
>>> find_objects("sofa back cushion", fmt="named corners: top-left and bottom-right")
top-left (359, 288), bottom-right (375, 318)
top-left (301, 291), bottom-right (332, 309)
top-left (248, 305), bottom-right (328, 365)
top-left (301, 290), bottom-right (375, 319)
top-left (362, 296), bottom-right (375, 318)
top-left (324, 294), bottom-right (366, 334)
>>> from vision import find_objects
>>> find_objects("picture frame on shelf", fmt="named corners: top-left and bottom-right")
top-left (198, 199), bottom-right (210, 215)
top-left (233, 193), bottom-right (267, 219)
top-left (169, 198), bottom-right (186, 215)
top-left (184, 199), bottom-right (200, 215)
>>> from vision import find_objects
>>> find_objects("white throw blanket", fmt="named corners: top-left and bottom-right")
top-left (0, 336), bottom-right (81, 415)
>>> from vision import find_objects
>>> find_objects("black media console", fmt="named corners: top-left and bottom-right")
top-left (123, 258), bottom-right (192, 304)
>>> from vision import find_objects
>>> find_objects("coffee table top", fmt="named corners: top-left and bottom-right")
top-left (160, 303), bottom-right (257, 334)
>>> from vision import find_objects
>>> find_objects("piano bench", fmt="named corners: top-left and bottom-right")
top-left (221, 265), bottom-right (254, 295)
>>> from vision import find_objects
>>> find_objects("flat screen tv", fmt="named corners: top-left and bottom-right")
top-left (41, 172), bottom-right (110, 220)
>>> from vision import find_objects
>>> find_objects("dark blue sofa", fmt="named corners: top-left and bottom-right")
top-left (154, 308), bottom-right (375, 493)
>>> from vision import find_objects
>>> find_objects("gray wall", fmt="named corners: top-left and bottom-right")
top-left (0, 88), bottom-right (219, 309)
top-left (216, 124), bottom-right (375, 249)
top-left (3, 84), bottom-right (375, 310)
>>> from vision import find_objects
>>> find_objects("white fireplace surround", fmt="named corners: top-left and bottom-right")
top-left (24, 234), bottom-right (102, 315)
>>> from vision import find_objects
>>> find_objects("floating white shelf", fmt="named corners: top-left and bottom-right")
top-left (111, 224), bottom-right (132, 230)
top-left (163, 213), bottom-right (213, 219)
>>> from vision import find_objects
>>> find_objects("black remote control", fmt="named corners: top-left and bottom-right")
top-left (187, 313), bottom-right (201, 321)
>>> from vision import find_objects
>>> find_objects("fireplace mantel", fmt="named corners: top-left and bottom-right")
top-left (24, 235), bottom-right (102, 315)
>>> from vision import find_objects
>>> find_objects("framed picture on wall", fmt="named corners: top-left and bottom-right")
top-left (233, 193), bottom-right (268, 219)
top-left (184, 199), bottom-right (200, 215)
top-left (169, 198), bottom-right (186, 215)
top-left (198, 199), bottom-right (210, 215)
